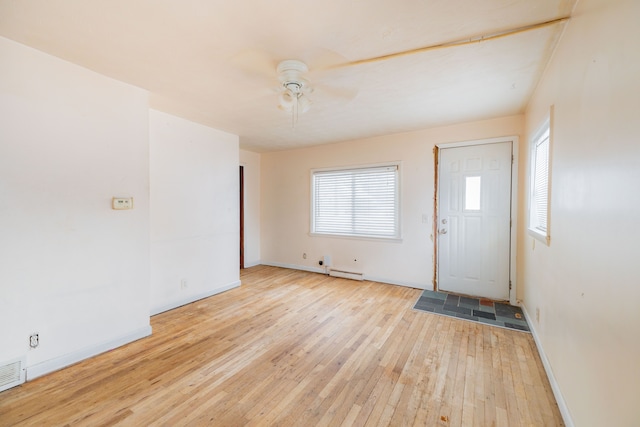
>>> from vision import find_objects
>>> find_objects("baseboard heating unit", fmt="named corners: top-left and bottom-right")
top-left (0, 356), bottom-right (26, 392)
top-left (329, 269), bottom-right (364, 281)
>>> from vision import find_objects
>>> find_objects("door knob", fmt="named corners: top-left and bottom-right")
top-left (442, 218), bottom-right (448, 224)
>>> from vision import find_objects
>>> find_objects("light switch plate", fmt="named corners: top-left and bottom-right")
top-left (112, 197), bottom-right (133, 210)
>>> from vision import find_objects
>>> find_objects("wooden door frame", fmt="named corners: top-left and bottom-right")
top-left (433, 136), bottom-right (519, 305)
top-left (239, 165), bottom-right (244, 269)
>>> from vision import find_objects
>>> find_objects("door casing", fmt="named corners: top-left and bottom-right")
top-left (434, 136), bottom-right (519, 305)
top-left (239, 165), bottom-right (245, 270)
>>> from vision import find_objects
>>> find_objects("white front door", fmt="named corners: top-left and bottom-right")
top-left (437, 141), bottom-right (512, 300)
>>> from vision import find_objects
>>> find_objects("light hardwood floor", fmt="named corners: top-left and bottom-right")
top-left (0, 266), bottom-right (563, 426)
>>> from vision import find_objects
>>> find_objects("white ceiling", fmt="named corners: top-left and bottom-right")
top-left (0, 0), bottom-right (576, 152)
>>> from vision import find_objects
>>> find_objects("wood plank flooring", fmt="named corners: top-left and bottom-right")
top-left (0, 266), bottom-right (564, 426)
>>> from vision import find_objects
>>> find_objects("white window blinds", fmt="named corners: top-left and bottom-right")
top-left (312, 165), bottom-right (399, 239)
top-left (531, 128), bottom-right (550, 233)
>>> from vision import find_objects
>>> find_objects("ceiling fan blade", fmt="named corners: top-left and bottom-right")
top-left (300, 47), bottom-right (351, 72)
top-left (314, 82), bottom-right (359, 104)
top-left (311, 63), bottom-right (363, 104)
top-left (229, 49), bottom-right (277, 82)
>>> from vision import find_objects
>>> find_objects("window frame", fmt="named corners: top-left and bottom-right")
top-left (528, 114), bottom-right (553, 245)
top-left (310, 162), bottom-right (402, 241)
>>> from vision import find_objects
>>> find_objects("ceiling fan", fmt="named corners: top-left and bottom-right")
top-left (231, 47), bottom-right (362, 127)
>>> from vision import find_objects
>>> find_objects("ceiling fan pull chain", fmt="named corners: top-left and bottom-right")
top-left (292, 92), bottom-right (296, 128)
top-left (295, 94), bottom-right (299, 128)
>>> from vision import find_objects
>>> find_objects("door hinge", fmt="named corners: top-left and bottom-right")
top-left (511, 154), bottom-right (514, 164)
top-left (509, 281), bottom-right (512, 290)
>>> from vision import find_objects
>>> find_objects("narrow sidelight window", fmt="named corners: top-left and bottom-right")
top-left (529, 117), bottom-right (552, 244)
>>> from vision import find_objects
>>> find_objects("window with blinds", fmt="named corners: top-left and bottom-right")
top-left (529, 121), bottom-right (551, 243)
top-left (311, 164), bottom-right (400, 239)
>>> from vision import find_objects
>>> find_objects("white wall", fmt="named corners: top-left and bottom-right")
top-left (261, 116), bottom-right (523, 288)
top-left (240, 149), bottom-right (261, 268)
top-left (520, 0), bottom-right (640, 425)
top-left (150, 110), bottom-right (240, 314)
top-left (0, 37), bottom-right (151, 375)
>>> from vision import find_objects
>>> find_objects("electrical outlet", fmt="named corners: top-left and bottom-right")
top-left (536, 307), bottom-right (540, 323)
top-left (112, 197), bottom-right (133, 210)
top-left (29, 333), bottom-right (39, 348)
top-left (303, 253), bottom-right (307, 259)
top-left (181, 279), bottom-right (188, 290)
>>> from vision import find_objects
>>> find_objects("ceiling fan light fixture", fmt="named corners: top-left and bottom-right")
top-left (277, 89), bottom-right (311, 127)
top-left (297, 94), bottom-right (311, 113)
top-left (278, 90), bottom-right (296, 112)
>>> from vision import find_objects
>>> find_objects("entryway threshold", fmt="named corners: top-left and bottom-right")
top-left (413, 289), bottom-right (530, 333)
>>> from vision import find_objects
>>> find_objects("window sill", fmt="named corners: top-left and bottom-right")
top-left (309, 232), bottom-right (403, 243)
top-left (528, 228), bottom-right (550, 246)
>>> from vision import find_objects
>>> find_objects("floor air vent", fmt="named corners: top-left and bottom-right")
top-left (329, 269), bottom-right (364, 281)
top-left (0, 356), bottom-right (26, 392)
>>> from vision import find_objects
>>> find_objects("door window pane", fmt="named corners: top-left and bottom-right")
top-left (465, 176), bottom-right (481, 211)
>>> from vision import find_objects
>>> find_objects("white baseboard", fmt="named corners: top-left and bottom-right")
top-left (26, 325), bottom-right (152, 381)
top-left (150, 280), bottom-right (241, 316)
top-left (520, 305), bottom-right (574, 427)
top-left (363, 274), bottom-right (427, 290)
top-left (330, 269), bottom-right (364, 281)
top-left (261, 261), bottom-right (325, 274)
top-left (261, 262), bottom-right (428, 290)
top-left (243, 260), bottom-right (261, 268)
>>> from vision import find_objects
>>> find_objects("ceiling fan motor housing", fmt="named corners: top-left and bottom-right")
top-left (277, 60), bottom-right (310, 94)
